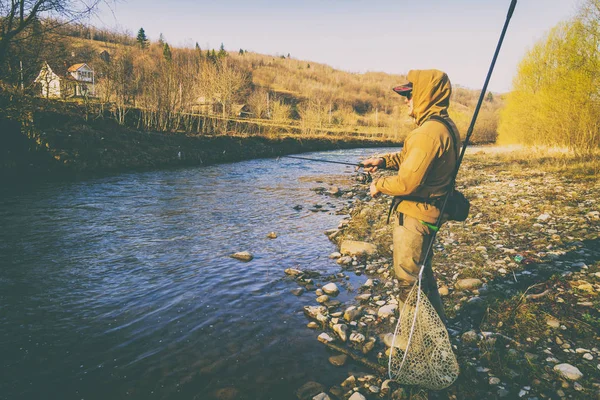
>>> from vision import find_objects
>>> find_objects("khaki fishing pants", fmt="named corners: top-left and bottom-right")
top-left (393, 213), bottom-right (446, 321)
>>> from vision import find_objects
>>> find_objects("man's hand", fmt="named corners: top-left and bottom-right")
top-left (362, 157), bottom-right (384, 173)
top-left (369, 181), bottom-right (381, 198)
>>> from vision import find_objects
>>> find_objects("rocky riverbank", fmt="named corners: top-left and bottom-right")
top-left (287, 147), bottom-right (600, 399)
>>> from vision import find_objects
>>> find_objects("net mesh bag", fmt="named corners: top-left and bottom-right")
top-left (388, 272), bottom-right (459, 390)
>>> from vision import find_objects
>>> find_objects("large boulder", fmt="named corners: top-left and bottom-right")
top-left (340, 240), bottom-right (377, 256)
top-left (230, 251), bottom-right (253, 261)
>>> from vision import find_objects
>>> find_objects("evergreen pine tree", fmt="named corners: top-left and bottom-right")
top-left (158, 33), bottom-right (165, 45)
top-left (195, 43), bottom-right (203, 58)
top-left (163, 43), bottom-right (172, 62)
top-left (218, 43), bottom-right (227, 57)
top-left (239, 48), bottom-right (244, 55)
top-left (136, 27), bottom-right (149, 49)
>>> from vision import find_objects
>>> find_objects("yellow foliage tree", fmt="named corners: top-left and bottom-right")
top-left (498, 1), bottom-right (600, 152)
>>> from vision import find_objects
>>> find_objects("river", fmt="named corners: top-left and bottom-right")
top-left (0, 148), bottom-right (396, 400)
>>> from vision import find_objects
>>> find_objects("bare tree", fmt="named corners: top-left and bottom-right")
top-left (0, 0), bottom-right (101, 76)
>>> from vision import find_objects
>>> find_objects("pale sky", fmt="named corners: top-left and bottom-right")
top-left (94, 0), bottom-right (580, 93)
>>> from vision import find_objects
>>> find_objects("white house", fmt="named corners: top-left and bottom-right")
top-left (34, 62), bottom-right (96, 98)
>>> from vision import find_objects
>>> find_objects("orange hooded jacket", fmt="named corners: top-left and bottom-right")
top-left (374, 69), bottom-right (460, 224)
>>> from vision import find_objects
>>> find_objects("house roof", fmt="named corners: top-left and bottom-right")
top-left (67, 63), bottom-right (87, 72)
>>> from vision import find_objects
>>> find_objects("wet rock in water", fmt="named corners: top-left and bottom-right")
top-left (213, 387), bottom-right (240, 400)
top-left (304, 306), bottom-right (327, 320)
top-left (317, 294), bottom-right (331, 304)
top-left (348, 392), bottom-right (367, 400)
top-left (377, 304), bottom-right (398, 319)
top-left (324, 300), bottom-right (341, 308)
top-left (337, 256), bottom-right (353, 265)
top-left (267, 232), bottom-right (278, 239)
top-left (380, 380), bottom-right (392, 396)
top-left (230, 251), bottom-right (253, 261)
top-left (291, 288), bottom-right (304, 296)
top-left (455, 278), bottom-right (483, 290)
top-left (307, 322), bottom-right (319, 329)
top-left (322, 283), bottom-right (339, 295)
top-left (293, 205), bottom-right (303, 211)
top-left (312, 393), bottom-right (331, 400)
top-left (340, 240), bottom-right (378, 256)
top-left (333, 324), bottom-right (348, 342)
top-left (362, 337), bottom-right (376, 354)
top-left (349, 332), bottom-right (366, 344)
top-left (554, 363), bottom-right (583, 381)
top-left (355, 293), bottom-right (371, 302)
top-left (296, 381), bottom-right (326, 400)
top-left (382, 333), bottom-right (408, 351)
top-left (317, 333), bottom-right (335, 344)
top-left (363, 279), bottom-right (376, 288)
top-left (328, 354), bottom-right (348, 366)
top-left (344, 306), bottom-right (361, 322)
top-left (328, 187), bottom-right (341, 196)
top-left (285, 268), bottom-right (304, 277)
top-left (341, 375), bottom-right (356, 389)
top-left (329, 252), bottom-right (341, 259)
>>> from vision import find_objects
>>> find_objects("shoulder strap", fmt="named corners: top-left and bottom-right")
top-left (427, 115), bottom-right (459, 163)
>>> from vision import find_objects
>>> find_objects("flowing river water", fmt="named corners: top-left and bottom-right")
top-left (0, 148), bottom-right (396, 400)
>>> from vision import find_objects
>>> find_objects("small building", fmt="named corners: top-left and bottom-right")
top-left (34, 62), bottom-right (96, 98)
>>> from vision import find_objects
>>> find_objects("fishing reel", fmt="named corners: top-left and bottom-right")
top-left (355, 171), bottom-right (372, 184)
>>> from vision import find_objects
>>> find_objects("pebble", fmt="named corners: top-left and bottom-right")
top-left (333, 324), bottom-right (348, 342)
top-left (377, 304), bottom-right (397, 319)
top-left (307, 322), bottom-right (319, 329)
top-left (455, 278), bottom-right (483, 290)
top-left (316, 295), bottom-right (329, 303)
top-left (291, 288), bottom-right (304, 296)
top-left (322, 283), bottom-right (339, 295)
top-left (489, 377), bottom-right (501, 385)
top-left (553, 363), bottom-right (583, 381)
top-left (349, 332), bottom-right (365, 344)
top-left (583, 353), bottom-right (594, 360)
top-left (328, 354), bottom-right (348, 367)
top-left (317, 333), bottom-right (334, 344)
top-left (266, 232), bottom-right (277, 239)
top-left (546, 317), bottom-right (560, 328)
top-left (230, 251), bottom-right (253, 261)
top-left (329, 252), bottom-right (341, 259)
top-left (348, 393), bottom-right (366, 400)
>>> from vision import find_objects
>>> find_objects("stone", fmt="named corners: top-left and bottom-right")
top-left (383, 333), bottom-right (408, 351)
top-left (377, 304), bottom-right (398, 319)
top-left (317, 333), bottom-right (334, 344)
top-left (489, 377), bottom-right (501, 385)
top-left (554, 363), bottom-right (583, 381)
top-left (296, 381), bottom-right (326, 400)
top-left (267, 232), bottom-right (277, 239)
top-left (461, 330), bottom-right (478, 344)
top-left (230, 251), bottom-right (253, 261)
top-left (537, 213), bottom-right (551, 221)
top-left (349, 332), bottom-right (366, 344)
top-left (546, 317), bottom-right (560, 328)
top-left (322, 283), bottom-right (339, 295)
top-left (340, 240), bottom-right (378, 256)
top-left (329, 252), bottom-right (341, 259)
top-left (344, 307), bottom-right (361, 322)
top-left (362, 337), bottom-right (376, 354)
top-left (307, 322), bottom-right (319, 329)
top-left (355, 293), bottom-right (371, 302)
top-left (341, 375), bottom-right (356, 388)
top-left (438, 285), bottom-right (449, 296)
top-left (316, 295), bottom-right (329, 304)
top-left (583, 353), bottom-right (594, 361)
top-left (328, 354), bottom-right (348, 367)
top-left (333, 324), bottom-right (348, 342)
top-left (304, 306), bottom-right (327, 320)
top-left (380, 380), bottom-right (392, 396)
top-left (291, 288), bottom-right (304, 296)
top-left (455, 278), bottom-right (483, 290)
top-left (312, 393), bottom-right (331, 400)
top-left (348, 393), bottom-right (366, 400)
top-left (337, 256), bottom-right (353, 265)
top-left (285, 268), bottom-right (304, 277)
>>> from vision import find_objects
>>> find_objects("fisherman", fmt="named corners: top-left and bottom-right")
top-left (362, 69), bottom-right (460, 321)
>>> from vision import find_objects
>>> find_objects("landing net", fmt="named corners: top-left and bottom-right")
top-left (388, 268), bottom-right (459, 390)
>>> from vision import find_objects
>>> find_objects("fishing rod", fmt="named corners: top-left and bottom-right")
top-left (280, 155), bottom-right (372, 183)
top-left (281, 155), bottom-right (364, 168)
top-left (427, 0), bottom-right (518, 310)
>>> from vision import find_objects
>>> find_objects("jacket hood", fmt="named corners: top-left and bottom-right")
top-left (407, 69), bottom-right (452, 126)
